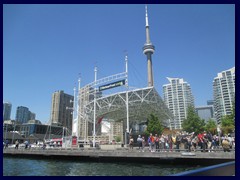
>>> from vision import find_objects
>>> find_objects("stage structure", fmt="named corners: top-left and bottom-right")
top-left (72, 55), bottom-right (173, 147)
top-left (71, 6), bottom-right (174, 147)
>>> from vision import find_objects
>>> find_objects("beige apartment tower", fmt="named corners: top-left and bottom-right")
top-left (50, 90), bottom-right (74, 131)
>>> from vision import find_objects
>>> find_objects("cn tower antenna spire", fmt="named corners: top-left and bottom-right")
top-left (143, 5), bottom-right (155, 87)
top-left (145, 5), bottom-right (149, 27)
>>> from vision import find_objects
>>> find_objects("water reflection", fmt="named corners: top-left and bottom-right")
top-left (3, 157), bottom-right (201, 176)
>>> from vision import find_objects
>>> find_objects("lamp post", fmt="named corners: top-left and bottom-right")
top-left (217, 125), bottom-right (221, 146)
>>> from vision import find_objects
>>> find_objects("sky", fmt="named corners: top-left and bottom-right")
top-left (3, 4), bottom-right (235, 124)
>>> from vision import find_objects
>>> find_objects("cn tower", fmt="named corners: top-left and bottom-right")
top-left (143, 5), bottom-right (155, 87)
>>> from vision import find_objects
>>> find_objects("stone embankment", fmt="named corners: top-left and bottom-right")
top-left (3, 147), bottom-right (235, 165)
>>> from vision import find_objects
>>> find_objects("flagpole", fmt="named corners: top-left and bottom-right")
top-left (93, 66), bottom-right (97, 148)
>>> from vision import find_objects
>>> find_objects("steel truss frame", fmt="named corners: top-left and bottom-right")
top-left (84, 86), bottom-right (173, 127)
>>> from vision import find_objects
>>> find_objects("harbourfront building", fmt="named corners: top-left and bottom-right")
top-left (20, 120), bottom-right (64, 138)
top-left (195, 105), bottom-right (214, 123)
top-left (3, 101), bottom-right (12, 120)
top-left (50, 90), bottom-right (74, 131)
top-left (213, 67), bottom-right (235, 124)
top-left (163, 77), bottom-right (194, 129)
top-left (207, 100), bottom-right (214, 106)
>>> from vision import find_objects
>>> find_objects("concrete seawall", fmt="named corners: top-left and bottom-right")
top-left (3, 147), bottom-right (235, 165)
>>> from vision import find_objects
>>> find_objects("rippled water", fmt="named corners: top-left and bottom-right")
top-left (3, 156), bottom-right (202, 176)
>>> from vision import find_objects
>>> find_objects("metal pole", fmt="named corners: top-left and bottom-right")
top-left (93, 66), bottom-right (97, 148)
top-left (72, 87), bottom-right (76, 137)
top-left (77, 77), bottom-right (81, 139)
top-left (84, 111), bottom-right (87, 145)
top-left (125, 55), bottom-right (129, 136)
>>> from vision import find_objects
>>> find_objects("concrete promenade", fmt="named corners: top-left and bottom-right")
top-left (3, 147), bottom-right (235, 165)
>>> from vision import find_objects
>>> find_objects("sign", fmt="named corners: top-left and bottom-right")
top-left (99, 80), bottom-right (125, 91)
top-left (72, 136), bottom-right (77, 146)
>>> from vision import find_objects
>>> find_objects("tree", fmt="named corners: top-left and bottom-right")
top-left (221, 103), bottom-right (235, 135)
top-left (205, 119), bottom-right (217, 134)
top-left (114, 136), bottom-right (121, 143)
top-left (182, 106), bottom-right (205, 134)
top-left (221, 114), bottom-right (235, 135)
top-left (145, 114), bottom-right (164, 137)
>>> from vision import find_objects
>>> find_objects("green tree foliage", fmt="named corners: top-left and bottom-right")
top-left (145, 114), bottom-right (164, 136)
top-left (114, 136), bottom-right (121, 143)
top-left (182, 106), bottom-right (205, 134)
top-left (221, 114), bottom-right (235, 134)
top-left (221, 103), bottom-right (235, 135)
top-left (205, 119), bottom-right (217, 134)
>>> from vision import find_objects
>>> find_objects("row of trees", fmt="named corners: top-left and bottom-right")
top-left (144, 105), bottom-right (235, 136)
top-left (182, 106), bottom-right (235, 135)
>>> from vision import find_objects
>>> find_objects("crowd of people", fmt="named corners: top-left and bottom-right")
top-left (129, 131), bottom-right (235, 153)
top-left (3, 131), bottom-right (234, 153)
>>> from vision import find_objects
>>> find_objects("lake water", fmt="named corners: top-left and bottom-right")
top-left (3, 156), bottom-right (202, 176)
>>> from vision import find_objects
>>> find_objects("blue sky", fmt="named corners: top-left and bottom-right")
top-left (3, 4), bottom-right (235, 124)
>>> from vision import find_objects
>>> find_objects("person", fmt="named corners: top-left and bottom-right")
top-left (155, 134), bottom-right (160, 152)
top-left (25, 141), bottom-right (29, 149)
top-left (160, 134), bottom-right (165, 152)
top-left (227, 134), bottom-right (233, 149)
top-left (222, 137), bottom-right (231, 152)
top-left (186, 135), bottom-right (192, 152)
top-left (191, 136), bottom-right (198, 152)
top-left (168, 134), bottom-right (173, 152)
top-left (202, 131), bottom-right (208, 152)
top-left (42, 143), bottom-right (46, 150)
top-left (129, 136), bottom-right (134, 150)
top-left (5, 140), bottom-right (9, 149)
top-left (176, 133), bottom-right (181, 152)
top-left (198, 132), bottom-right (206, 152)
top-left (142, 136), bottom-right (146, 152)
top-left (148, 133), bottom-right (154, 152)
top-left (15, 140), bottom-right (19, 149)
top-left (137, 135), bottom-right (142, 152)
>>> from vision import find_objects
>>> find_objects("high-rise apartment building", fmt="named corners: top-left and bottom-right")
top-left (50, 90), bottom-right (74, 131)
top-left (213, 67), bottom-right (235, 124)
top-left (29, 111), bottom-right (36, 120)
top-left (78, 85), bottom-right (93, 140)
top-left (15, 106), bottom-right (30, 124)
top-left (3, 101), bottom-right (12, 120)
top-left (163, 77), bottom-right (194, 129)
